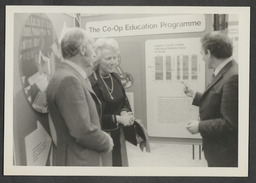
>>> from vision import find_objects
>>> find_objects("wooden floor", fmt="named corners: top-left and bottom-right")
top-left (126, 140), bottom-right (208, 167)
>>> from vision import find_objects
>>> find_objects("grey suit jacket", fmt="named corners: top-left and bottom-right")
top-left (47, 62), bottom-right (111, 166)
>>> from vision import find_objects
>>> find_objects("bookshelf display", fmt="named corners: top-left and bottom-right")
top-left (19, 13), bottom-right (61, 113)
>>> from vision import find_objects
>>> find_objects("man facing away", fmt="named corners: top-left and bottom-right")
top-left (184, 32), bottom-right (238, 167)
top-left (47, 27), bottom-right (113, 166)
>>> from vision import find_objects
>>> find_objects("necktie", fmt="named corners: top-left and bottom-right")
top-left (85, 78), bottom-right (92, 88)
top-left (212, 69), bottom-right (215, 80)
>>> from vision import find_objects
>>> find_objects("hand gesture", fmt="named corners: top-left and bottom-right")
top-left (186, 120), bottom-right (200, 134)
top-left (181, 81), bottom-right (195, 98)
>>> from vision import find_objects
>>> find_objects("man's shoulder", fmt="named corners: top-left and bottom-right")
top-left (53, 67), bottom-right (77, 80)
top-left (226, 61), bottom-right (238, 77)
top-left (231, 60), bottom-right (238, 71)
top-left (48, 66), bottom-right (80, 89)
top-left (221, 61), bottom-right (238, 85)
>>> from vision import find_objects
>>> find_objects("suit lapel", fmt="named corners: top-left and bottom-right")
top-left (203, 60), bottom-right (234, 96)
top-left (203, 72), bottom-right (223, 94)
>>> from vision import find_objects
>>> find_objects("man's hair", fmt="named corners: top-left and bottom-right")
top-left (201, 32), bottom-right (233, 59)
top-left (61, 27), bottom-right (93, 59)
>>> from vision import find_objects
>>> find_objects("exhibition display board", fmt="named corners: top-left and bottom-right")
top-left (145, 38), bottom-right (205, 138)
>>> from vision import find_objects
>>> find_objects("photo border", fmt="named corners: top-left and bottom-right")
top-left (2, 0), bottom-right (255, 182)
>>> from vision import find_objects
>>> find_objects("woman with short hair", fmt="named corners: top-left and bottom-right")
top-left (89, 38), bottom-right (134, 166)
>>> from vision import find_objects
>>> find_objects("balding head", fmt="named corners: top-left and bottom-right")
top-left (61, 27), bottom-right (94, 59)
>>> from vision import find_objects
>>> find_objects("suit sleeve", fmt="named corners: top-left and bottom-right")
top-left (99, 96), bottom-right (132, 130)
top-left (199, 75), bottom-right (238, 139)
top-left (55, 76), bottom-right (110, 152)
top-left (192, 92), bottom-right (203, 106)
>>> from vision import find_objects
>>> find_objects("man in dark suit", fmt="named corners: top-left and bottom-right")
top-left (47, 28), bottom-right (113, 166)
top-left (184, 32), bottom-right (238, 167)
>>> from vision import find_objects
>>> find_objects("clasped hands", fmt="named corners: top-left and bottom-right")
top-left (116, 111), bottom-right (135, 127)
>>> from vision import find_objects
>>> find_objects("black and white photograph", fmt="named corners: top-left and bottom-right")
top-left (4, 6), bottom-right (250, 176)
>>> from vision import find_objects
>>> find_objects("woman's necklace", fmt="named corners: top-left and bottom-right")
top-left (99, 73), bottom-right (114, 100)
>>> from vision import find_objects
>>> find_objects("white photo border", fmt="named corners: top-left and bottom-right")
top-left (4, 6), bottom-right (250, 176)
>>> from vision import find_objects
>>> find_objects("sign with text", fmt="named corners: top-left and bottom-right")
top-left (86, 15), bottom-right (205, 37)
top-left (145, 38), bottom-right (205, 138)
top-left (25, 121), bottom-right (52, 166)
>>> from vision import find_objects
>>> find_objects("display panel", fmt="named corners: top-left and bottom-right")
top-left (146, 38), bottom-right (205, 138)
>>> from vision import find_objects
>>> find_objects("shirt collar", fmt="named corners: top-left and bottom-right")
top-left (63, 59), bottom-right (88, 79)
top-left (214, 57), bottom-right (233, 76)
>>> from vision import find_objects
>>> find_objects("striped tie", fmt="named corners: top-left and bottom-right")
top-left (86, 78), bottom-right (92, 88)
top-left (212, 69), bottom-right (215, 80)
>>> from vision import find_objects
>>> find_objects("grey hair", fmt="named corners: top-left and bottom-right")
top-left (61, 27), bottom-right (94, 59)
top-left (94, 38), bottom-right (120, 57)
top-left (92, 38), bottom-right (120, 71)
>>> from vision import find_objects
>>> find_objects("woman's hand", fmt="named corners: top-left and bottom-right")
top-left (122, 111), bottom-right (135, 125)
top-left (116, 112), bottom-right (134, 126)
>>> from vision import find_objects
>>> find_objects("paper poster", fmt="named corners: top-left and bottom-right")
top-left (25, 121), bottom-right (52, 166)
top-left (145, 38), bottom-right (205, 138)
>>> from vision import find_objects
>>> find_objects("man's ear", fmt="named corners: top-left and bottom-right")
top-left (205, 49), bottom-right (211, 57)
top-left (80, 45), bottom-right (87, 56)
